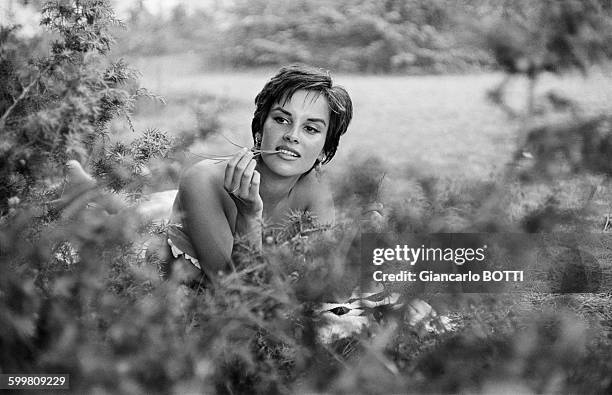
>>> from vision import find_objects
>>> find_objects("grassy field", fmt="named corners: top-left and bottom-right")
top-left (5, 53), bottom-right (612, 393)
top-left (123, 54), bottom-right (612, 181)
top-left (6, 2), bottom-right (612, 390)
top-left (121, 54), bottom-right (612, 287)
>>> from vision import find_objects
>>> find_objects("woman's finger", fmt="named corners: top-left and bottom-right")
top-left (249, 170), bottom-right (261, 201)
top-left (230, 151), bottom-right (254, 192)
top-left (224, 148), bottom-right (245, 191)
top-left (224, 148), bottom-right (248, 192)
top-left (238, 159), bottom-right (257, 197)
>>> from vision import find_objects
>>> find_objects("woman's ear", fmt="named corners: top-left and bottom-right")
top-left (317, 152), bottom-right (327, 163)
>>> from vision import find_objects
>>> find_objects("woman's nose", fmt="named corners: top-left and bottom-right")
top-left (283, 126), bottom-right (299, 143)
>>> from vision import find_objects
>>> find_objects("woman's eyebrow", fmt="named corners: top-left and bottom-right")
top-left (271, 106), bottom-right (291, 117)
top-left (307, 117), bottom-right (327, 126)
top-left (271, 106), bottom-right (327, 126)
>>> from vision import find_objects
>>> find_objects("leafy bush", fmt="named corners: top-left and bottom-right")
top-left (3, 1), bottom-right (612, 394)
top-left (0, 0), bottom-right (137, 212)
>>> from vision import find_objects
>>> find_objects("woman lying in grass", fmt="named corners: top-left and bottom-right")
top-left (50, 65), bottom-right (445, 337)
top-left (159, 65), bottom-right (354, 285)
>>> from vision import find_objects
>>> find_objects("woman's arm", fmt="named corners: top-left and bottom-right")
top-left (223, 148), bottom-right (264, 250)
top-left (178, 163), bottom-right (234, 276)
top-left (178, 164), bottom-right (234, 277)
top-left (179, 149), bottom-right (264, 276)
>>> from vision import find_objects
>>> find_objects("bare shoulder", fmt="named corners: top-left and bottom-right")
top-left (180, 160), bottom-right (225, 193)
top-left (295, 171), bottom-right (332, 197)
top-left (176, 159), bottom-right (236, 226)
top-left (293, 172), bottom-right (335, 223)
top-left (177, 160), bottom-right (230, 213)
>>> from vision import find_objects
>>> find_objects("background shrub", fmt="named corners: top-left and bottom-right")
top-left (2, 1), bottom-right (612, 394)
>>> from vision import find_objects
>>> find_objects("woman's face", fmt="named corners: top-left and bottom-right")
top-left (259, 89), bottom-right (330, 177)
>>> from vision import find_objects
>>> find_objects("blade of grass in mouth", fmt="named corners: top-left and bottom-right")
top-left (219, 132), bottom-right (245, 149)
top-left (219, 132), bottom-right (279, 155)
top-left (185, 132), bottom-right (280, 163)
top-left (187, 148), bottom-right (280, 164)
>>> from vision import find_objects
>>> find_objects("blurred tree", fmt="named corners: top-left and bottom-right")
top-left (476, 0), bottom-right (612, 233)
top-left (483, 0), bottom-right (612, 117)
top-left (0, 0), bottom-right (143, 214)
top-left (111, 0), bottom-right (506, 73)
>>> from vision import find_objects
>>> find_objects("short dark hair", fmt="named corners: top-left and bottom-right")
top-left (251, 64), bottom-right (353, 165)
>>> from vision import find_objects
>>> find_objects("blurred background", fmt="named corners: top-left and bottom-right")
top-left (5, 0), bottom-right (612, 181)
top-left (3, 1), bottom-right (612, 393)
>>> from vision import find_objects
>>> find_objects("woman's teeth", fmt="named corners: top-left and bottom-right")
top-left (278, 149), bottom-right (299, 157)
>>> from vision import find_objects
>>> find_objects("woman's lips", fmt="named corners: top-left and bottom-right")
top-left (276, 146), bottom-right (301, 158)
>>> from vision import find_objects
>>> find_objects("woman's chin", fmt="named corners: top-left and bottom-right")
top-left (262, 157), bottom-right (311, 178)
top-left (269, 165), bottom-right (307, 178)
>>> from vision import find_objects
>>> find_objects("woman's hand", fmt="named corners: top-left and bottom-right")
top-left (224, 148), bottom-right (264, 246)
top-left (224, 148), bottom-right (263, 215)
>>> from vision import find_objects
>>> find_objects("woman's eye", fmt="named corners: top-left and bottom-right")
top-left (305, 126), bottom-right (320, 134)
top-left (274, 117), bottom-right (289, 124)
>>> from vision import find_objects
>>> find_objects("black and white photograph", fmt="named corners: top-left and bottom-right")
top-left (2, 0), bottom-right (612, 393)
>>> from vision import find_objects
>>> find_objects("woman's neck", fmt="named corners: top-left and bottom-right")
top-left (256, 162), bottom-right (300, 208)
